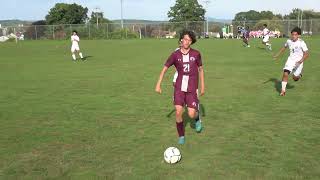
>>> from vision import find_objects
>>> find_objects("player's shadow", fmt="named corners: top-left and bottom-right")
top-left (166, 104), bottom-right (206, 129)
top-left (257, 46), bottom-right (267, 50)
top-left (263, 78), bottom-right (295, 93)
top-left (83, 55), bottom-right (93, 60)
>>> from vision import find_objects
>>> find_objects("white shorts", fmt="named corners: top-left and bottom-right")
top-left (283, 58), bottom-right (303, 77)
top-left (71, 45), bottom-right (80, 52)
top-left (262, 35), bottom-right (270, 43)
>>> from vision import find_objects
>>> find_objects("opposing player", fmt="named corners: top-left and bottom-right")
top-left (273, 27), bottom-right (309, 96)
top-left (155, 30), bottom-right (205, 145)
top-left (262, 24), bottom-right (272, 50)
top-left (242, 26), bottom-right (250, 47)
top-left (71, 31), bottom-right (84, 61)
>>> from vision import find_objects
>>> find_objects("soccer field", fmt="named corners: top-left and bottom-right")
top-left (0, 38), bottom-right (319, 179)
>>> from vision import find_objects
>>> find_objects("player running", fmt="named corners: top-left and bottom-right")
top-left (71, 31), bottom-right (84, 61)
top-left (262, 24), bottom-right (272, 50)
top-left (155, 30), bottom-right (205, 145)
top-left (242, 26), bottom-right (250, 47)
top-left (273, 27), bottom-right (309, 96)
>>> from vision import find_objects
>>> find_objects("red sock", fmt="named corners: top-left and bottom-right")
top-left (176, 122), bottom-right (184, 137)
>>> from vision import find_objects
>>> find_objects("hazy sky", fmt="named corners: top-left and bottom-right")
top-left (1, 0), bottom-right (319, 20)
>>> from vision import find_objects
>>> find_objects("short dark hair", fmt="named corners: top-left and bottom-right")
top-left (263, 24), bottom-right (267, 27)
top-left (73, 30), bottom-right (78, 34)
top-left (179, 30), bottom-right (197, 44)
top-left (291, 27), bottom-right (302, 35)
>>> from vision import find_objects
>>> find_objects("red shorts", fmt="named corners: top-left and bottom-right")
top-left (174, 90), bottom-right (198, 110)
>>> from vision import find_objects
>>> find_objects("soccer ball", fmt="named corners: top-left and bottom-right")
top-left (164, 147), bottom-right (181, 164)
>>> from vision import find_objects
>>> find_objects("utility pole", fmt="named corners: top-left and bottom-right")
top-left (94, 7), bottom-right (101, 28)
top-left (121, 0), bottom-right (124, 29)
top-left (203, 0), bottom-right (211, 36)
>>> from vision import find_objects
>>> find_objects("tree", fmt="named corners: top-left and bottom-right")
top-left (45, 3), bottom-right (88, 25)
top-left (285, 9), bottom-right (320, 20)
top-left (89, 12), bottom-right (112, 24)
top-left (254, 17), bottom-right (284, 31)
top-left (168, 0), bottom-right (205, 34)
top-left (168, 0), bottom-right (205, 22)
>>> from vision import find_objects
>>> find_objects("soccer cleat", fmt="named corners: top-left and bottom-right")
top-left (178, 136), bottom-right (185, 145)
top-left (195, 120), bottom-right (202, 133)
top-left (280, 91), bottom-right (286, 96)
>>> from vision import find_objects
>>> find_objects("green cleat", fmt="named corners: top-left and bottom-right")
top-left (195, 120), bottom-right (202, 133)
top-left (178, 136), bottom-right (185, 145)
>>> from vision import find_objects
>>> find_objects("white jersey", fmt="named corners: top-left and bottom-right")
top-left (285, 38), bottom-right (308, 61)
top-left (71, 35), bottom-right (80, 46)
top-left (263, 28), bottom-right (270, 36)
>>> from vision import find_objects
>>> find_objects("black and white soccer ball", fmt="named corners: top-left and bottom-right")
top-left (164, 147), bottom-right (181, 164)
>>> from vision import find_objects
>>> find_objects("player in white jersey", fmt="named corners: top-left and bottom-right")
top-left (71, 31), bottom-right (84, 61)
top-left (273, 27), bottom-right (309, 96)
top-left (262, 24), bottom-right (272, 50)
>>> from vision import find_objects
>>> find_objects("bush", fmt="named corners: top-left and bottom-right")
top-left (109, 29), bottom-right (139, 39)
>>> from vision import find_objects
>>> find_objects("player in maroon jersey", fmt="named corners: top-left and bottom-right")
top-left (155, 30), bottom-right (205, 144)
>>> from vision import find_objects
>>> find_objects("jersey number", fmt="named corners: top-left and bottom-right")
top-left (183, 64), bottom-right (190, 72)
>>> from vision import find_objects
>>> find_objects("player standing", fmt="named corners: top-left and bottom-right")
top-left (242, 26), bottom-right (250, 47)
top-left (273, 27), bottom-right (309, 96)
top-left (262, 24), bottom-right (272, 50)
top-left (155, 30), bottom-right (205, 145)
top-left (71, 31), bottom-right (84, 61)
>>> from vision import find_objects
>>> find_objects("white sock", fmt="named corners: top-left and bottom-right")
top-left (266, 43), bottom-right (271, 46)
top-left (72, 54), bottom-right (76, 60)
top-left (281, 81), bottom-right (287, 92)
top-left (79, 52), bottom-right (83, 59)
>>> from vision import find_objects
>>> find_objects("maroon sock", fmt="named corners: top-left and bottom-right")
top-left (176, 122), bottom-right (184, 137)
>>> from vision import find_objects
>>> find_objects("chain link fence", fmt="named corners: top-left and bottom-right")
top-left (0, 19), bottom-right (319, 40)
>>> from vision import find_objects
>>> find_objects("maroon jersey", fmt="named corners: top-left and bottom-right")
top-left (165, 48), bottom-right (202, 93)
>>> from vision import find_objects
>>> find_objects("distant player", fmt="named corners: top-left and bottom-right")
top-left (71, 31), bottom-right (84, 61)
top-left (262, 24), bottom-right (272, 50)
top-left (273, 27), bottom-right (309, 96)
top-left (242, 26), bottom-right (250, 47)
top-left (155, 30), bottom-right (205, 145)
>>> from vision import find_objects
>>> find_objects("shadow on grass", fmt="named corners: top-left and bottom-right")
top-left (83, 55), bottom-right (93, 60)
top-left (263, 78), bottom-right (295, 93)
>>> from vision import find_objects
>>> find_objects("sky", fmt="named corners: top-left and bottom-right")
top-left (1, 0), bottom-right (320, 21)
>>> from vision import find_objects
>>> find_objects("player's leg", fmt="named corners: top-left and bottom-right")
top-left (281, 59), bottom-right (295, 96)
top-left (174, 90), bottom-right (186, 144)
top-left (281, 70), bottom-right (290, 96)
top-left (186, 92), bottom-right (202, 132)
top-left (71, 47), bottom-right (77, 60)
top-left (242, 38), bottom-right (247, 46)
top-left (292, 63), bottom-right (303, 81)
top-left (246, 38), bottom-right (250, 47)
top-left (76, 47), bottom-right (84, 59)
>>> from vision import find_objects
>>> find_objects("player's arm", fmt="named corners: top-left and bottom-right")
top-left (273, 47), bottom-right (287, 60)
top-left (155, 66), bottom-right (169, 94)
top-left (297, 50), bottom-right (309, 65)
top-left (199, 66), bottom-right (205, 96)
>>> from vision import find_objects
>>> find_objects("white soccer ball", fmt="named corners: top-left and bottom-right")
top-left (164, 147), bottom-right (181, 164)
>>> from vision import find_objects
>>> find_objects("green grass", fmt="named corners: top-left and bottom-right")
top-left (0, 37), bottom-right (319, 179)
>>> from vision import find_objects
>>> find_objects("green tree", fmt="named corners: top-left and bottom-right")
top-left (45, 3), bottom-right (88, 25)
top-left (285, 9), bottom-right (320, 20)
top-left (254, 17), bottom-right (284, 31)
top-left (89, 12), bottom-right (112, 24)
top-left (168, 0), bottom-right (205, 22)
top-left (168, 0), bottom-right (205, 34)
